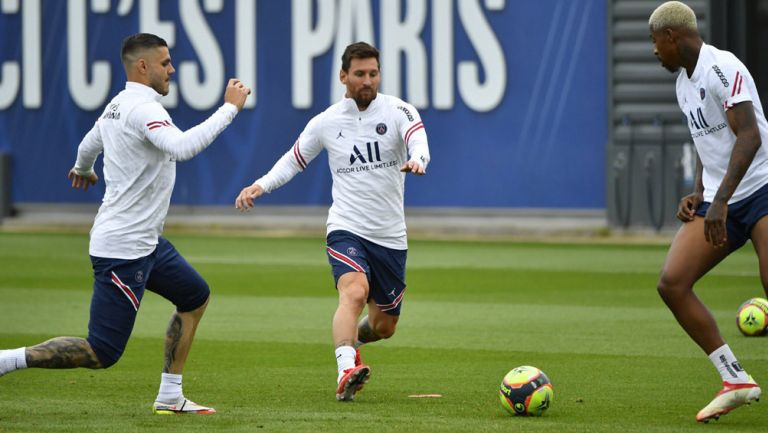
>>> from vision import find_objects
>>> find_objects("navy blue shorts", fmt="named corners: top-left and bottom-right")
top-left (86, 237), bottom-right (209, 367)
top-left (326, 230), bottom-right (407, 316)
top-left (696, 182), bottom-right (768, 252)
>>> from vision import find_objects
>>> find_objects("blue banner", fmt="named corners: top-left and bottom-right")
top-left (0, 0), bottom-right (606, 208)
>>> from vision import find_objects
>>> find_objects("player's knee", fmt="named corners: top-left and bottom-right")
top-left (375, 323), bottom-right (396, 339)
top-left (86, 336), bottom-right (125, 369)
top-left (657, 275), bottom-right (687, 303)
top-left (177, 283), bottom-right (210, 313)
top-left (340, 285), bottom-right (368, 307)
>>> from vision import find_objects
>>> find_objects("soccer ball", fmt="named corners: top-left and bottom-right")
top-left (498, 365), bottom-right (553, 416)
top-left (736, 297), bottom-right (768, 336)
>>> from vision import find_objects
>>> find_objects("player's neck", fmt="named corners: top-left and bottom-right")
top-left (681, 38), bottom-right (703, 78)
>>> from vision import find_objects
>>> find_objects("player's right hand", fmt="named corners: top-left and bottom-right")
top-left (68, 168), bottom-right (98, 191)
top-left (235, 183), bottom-right (265, 211)
top-left (704, 199), bottom-right (728, 248)
top-left (224, 78), bottom-right (251, 111)
top-left (676, 192), bottom-right (703, 222)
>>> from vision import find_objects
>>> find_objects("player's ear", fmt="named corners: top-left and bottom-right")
top-left (339, 69), bottom-right (347, 85)
top-left (664, 28), bottom-right (676, 42)
top-left (136, 58), bottom-right (147, 74)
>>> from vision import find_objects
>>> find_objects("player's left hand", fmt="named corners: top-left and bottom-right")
top-left (68, 168), bottom-right (98, 191)
top-left (399, 160), bottom-right (426, 176)
top-left (703, 200), bottom-right (728, 248)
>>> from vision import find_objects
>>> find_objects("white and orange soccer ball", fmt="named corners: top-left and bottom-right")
top-left (736, 297), bottom-right (768, 336)
top-left (498, 365), bottom-right (553, 416)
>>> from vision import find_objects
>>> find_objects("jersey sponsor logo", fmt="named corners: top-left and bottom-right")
top-left (688, 107), bottom-right (728, 138)
top-left (350, 142), bottom-right (382, 165)
top-left (397, 105), bottom-right (414, 122)
top-left (102, 103), bottom-right (121, 120)
top-left (336, 130), bottom-right (345, 139)
top-left (712, 65), bottom-right (729, 87)
top-left (376, 123), bottom-right (387, 135)
top-left (689, 107), bottom-right (709, 129)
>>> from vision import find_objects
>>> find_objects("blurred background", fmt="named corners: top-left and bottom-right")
top-left (1, 0), bottom-right (767, 237)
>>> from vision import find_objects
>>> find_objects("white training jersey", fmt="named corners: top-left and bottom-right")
top-left (676, 42), bottom-right (768, 203)
top-left (254, 93), bottom-right (430, 249)
top-left (74, 82), bottom-right (238, 259)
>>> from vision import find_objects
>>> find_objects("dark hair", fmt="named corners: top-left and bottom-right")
top-left (121, 33), bottom-right (168, 64)
top-left (341, 42), bottom-right (380, 72)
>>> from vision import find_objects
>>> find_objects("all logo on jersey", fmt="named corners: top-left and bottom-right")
top-left (687, 106), bottom-right (728, 138)
top-left (376, 123), bottom-right (387, 135)
top-left (700, 88), bottom-right (706, 100)
top-left (689, 107), bottom-right (709, 130)
top-left (337, 142), bottom-right (399, 174)
top-left (350, 142), bottom-right (382, 165)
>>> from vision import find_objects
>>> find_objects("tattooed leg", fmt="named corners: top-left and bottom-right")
top-left (356, 315), bottom-right (381, 345)
top-left (163, 299), bottom-right (208, 374)
top-left (361, 302), bottom-right (399, 343)
top-left (26, 337), bottom-right (102, 369)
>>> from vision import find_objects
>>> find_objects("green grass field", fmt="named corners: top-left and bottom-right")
top-left (0, 231), bottom-right (766, 432)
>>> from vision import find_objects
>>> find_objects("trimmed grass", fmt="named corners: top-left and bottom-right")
top-left (0, 232), bottom-right (766, 432)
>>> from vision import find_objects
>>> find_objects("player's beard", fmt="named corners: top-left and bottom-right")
top-left (149, 73), bottom-right (170, 96)
top-left (353, 87), bottom-right (376, 109)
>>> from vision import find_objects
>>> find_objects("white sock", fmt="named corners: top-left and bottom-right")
top-left (708, 344), bottom-right (750, 384)
top-left (335, 346), bottom-right (356, 381)
top-left (0, 348), bottom-right (28, 376)
top-left (156, 373), bottom-right (183, 404)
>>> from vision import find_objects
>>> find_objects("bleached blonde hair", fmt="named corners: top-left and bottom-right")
top-left (649, 1), bottom-right (698, 32)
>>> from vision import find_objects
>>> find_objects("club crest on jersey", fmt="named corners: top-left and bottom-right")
top-left (700, 88), bottom-right (706, 100)
top-left (347, 247), bottom-right (358, 256)
top-left (376, 123), bottom-right (387, 135)
top-left (135, 270), bottom-right (144, 283)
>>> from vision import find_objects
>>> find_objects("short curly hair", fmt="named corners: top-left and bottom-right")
top-left (649, 1), bottom-right (698, 32)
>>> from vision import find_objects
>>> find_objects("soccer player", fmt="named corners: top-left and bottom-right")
top-left (649, 1), bottom-right (764, 422)
top-left (235, 42), bottom-right (430, 401)
top-left (0, 33), bottom-right (250, 414)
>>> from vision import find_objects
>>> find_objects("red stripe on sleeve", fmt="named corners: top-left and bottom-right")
top-left (731, 71), bottom-right (740, 97)
top-left (405, 122), bottom-right (425, 144)
top-left (292, 140), bottom-right (307, 170)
